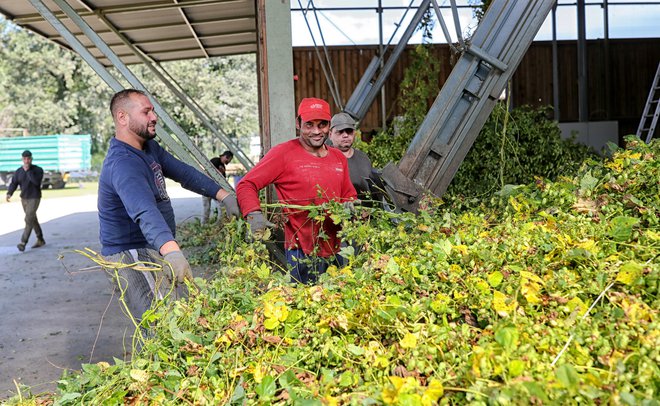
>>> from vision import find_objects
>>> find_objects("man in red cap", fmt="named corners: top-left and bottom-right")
top-left (236, 97), bottom-right (357, 284)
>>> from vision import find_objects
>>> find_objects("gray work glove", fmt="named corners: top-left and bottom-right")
top-left (246, 211), bottom-right (275, 239)
top-left (221, 194), bottom-right (241, 218)
top-left (343, 199), bottom-right (360, 214)
top-left (163, 250), bottom-right (192, 283)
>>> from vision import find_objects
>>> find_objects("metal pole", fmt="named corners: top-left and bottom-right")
top-left (355, 0), bottom-right (432, 119)
top-left (448, 0), bottom-right (465, 49)
top-left (577, 0), bottom-right (589, 122)
top-left (430, 0), bottom-right (458, 52)
top-left (604, 0), bottom-right (611, 120)
top-left (552, 3), bottom-right (560, 121)
top-left (378, 0), bottom-right (386, 130)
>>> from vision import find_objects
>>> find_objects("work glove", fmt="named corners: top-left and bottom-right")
top-left (343, 199), bottom-right (361, 214)
top-left (246, 211), bottom-right (275, 239)
top-left (163, 250), bottom-right (192, 283)
top-left (221, 194), bottom-right (241, 218)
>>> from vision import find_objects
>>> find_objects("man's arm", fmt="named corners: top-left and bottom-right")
top-left (157, 145), bottom-right (225, 199)
top-left (26, 166), bottom-right (43, 187)
top-left (6, 168), bottom-right (20, 199)
top-left (235, 146), bottom-right (286, 217)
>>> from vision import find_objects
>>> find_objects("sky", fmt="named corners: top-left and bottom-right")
top-left (289, 0), bottom-right (660, 47)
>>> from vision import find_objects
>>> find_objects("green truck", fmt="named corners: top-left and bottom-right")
top-left (0, 134), bottom-right (92, 189)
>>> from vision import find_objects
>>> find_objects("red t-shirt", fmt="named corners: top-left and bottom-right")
top-left (236, 138), bottom-right (357, 257)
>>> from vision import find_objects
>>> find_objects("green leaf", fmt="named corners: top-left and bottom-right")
top-left (494, 326), bottom-right (519, 350)
top-left (579, 171), bottom-right (598, 193)
top-left (339, 371), bottom-right (354, 387)
top-left (255, 375), bottom-right (276, 399)
top-left (508, 360), bottom-right (525, 377)
top-left (256, 262), bottom-right (270, 278)
top-left (347, 344), bottom-right (365, 356)
top-left (609, 216), bottom-right (639, 242)
top-left (522, 382), bottom-right (549, 402)
top-left (264, 318), bottom-right (280, 330)
top-left (487, 271), bottom-right (504, 287)
top-left (555, 364), bottom-right (579, 389)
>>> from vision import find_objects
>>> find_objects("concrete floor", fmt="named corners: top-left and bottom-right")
top-left (0, 185), bottom-right (202, 399)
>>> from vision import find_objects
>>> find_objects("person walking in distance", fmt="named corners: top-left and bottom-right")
top-left (202, 150), bottom-right (234, 223)
top-left (236, 97), bottom-right (357, 284)
top-left (98, 88), bottom-right (240, 325)
top-left (6, 150), bottom-right (45, 252)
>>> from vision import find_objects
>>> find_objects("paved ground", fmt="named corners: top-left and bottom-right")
top-left (0, 185), bottom-right (203, 399)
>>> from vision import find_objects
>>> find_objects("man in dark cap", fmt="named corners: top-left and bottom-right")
top-left (6, 150), bottom-right (45, 252)
top-left (328, 112), bottom-right (373, 202)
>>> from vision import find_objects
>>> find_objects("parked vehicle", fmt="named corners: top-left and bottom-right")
top-left (0, 134), bottom-right (92, 189)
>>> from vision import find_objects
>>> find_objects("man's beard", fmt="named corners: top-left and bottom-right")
top-left (132, 121), bottom-right (156, 140)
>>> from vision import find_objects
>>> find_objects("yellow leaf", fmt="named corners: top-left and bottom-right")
top-left (492, 291), bottom-right (517, 317)
top-left (324, 395), bottom-right (339, 406)
top-left (374, 356), bottom-right (390, 368)
top-left (567, 297), bottom-right (588, 317)
top-left (400, 333), bottom-right (418, 349)
top-left (130, 369), bottom-right (149, 383)
top-left (453, 244), bottom-right (468, 255)
top-left (522, 280), bottom-right (542, 304)
top-left (422, 380), bottom-right (444, 406)
top-left (616, 262), bottom-right (643, 285)
top-left (520, 271), bottom-right (543, 284)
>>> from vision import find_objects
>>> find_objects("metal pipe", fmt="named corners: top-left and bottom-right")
top-left (577, 0), bottom-right (589, 122)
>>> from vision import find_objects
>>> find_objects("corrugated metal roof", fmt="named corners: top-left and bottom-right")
top-left (0, 0), bottom-right (257, 65)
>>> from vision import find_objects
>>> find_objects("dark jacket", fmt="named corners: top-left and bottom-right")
top-left (98, 137), bottom-right (222, 256)
top-left (7, 165), bottom-right (43, 199)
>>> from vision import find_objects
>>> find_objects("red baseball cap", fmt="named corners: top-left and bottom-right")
top-left (297, 98), bottom-right (331, 123)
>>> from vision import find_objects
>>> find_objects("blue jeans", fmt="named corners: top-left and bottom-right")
top-left (286, 249), bottom-right (343, 284)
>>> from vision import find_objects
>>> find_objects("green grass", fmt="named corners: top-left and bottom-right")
top-left (41, 181), bottom-right (99, 199)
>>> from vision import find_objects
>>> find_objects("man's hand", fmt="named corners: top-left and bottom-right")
top-left (221, 194), bottom-right (241, 218)
top-left (246, 211), bottom-right (275, 239)
top-left (163, 250), bottom-right (192, 283)
top-left (5, 194), bottom-right (10, 203)
top-left (343, 199), bottom-right (361, 214)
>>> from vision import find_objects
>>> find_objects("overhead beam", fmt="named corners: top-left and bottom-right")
top-left (15, 0), bottom-right (248, 23)
top-left (172, 0), bottom-right (208, 58)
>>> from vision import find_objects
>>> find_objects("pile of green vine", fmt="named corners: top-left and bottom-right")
top-left (9, 136), bottom-right (659, 405)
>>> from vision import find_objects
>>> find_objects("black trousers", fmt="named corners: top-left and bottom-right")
top-left (20, 198), bottom-right (43, 244)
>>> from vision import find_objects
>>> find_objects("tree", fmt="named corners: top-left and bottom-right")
top-left (0, 17), bottom-right (259, 160)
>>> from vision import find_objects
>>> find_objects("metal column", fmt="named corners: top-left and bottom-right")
top-left (577, 0), bottom-right (589, 122)
top-left (256, 0), bottom-right (296, 152)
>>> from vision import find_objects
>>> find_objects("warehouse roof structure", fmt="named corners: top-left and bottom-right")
top-left (0, 0), bottom-right (257, 66)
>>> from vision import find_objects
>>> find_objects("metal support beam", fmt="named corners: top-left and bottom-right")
top-left (577, 0), bottom-right (589, 122)
top-left (383, 0), bottom-right (555, 212)
top-left (552, 4), bottom-right (560, 120)
top-left (345, 0), bottom-right (432, 120)
top-left (172, 0), bottom-right (209, 58)
top-left (29, 0), bottom-right (231, 191)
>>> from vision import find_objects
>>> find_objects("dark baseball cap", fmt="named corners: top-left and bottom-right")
top-left (330, 112), bottom-right (356, 131)
top-left (22, 150), bottom-right (32, 158)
